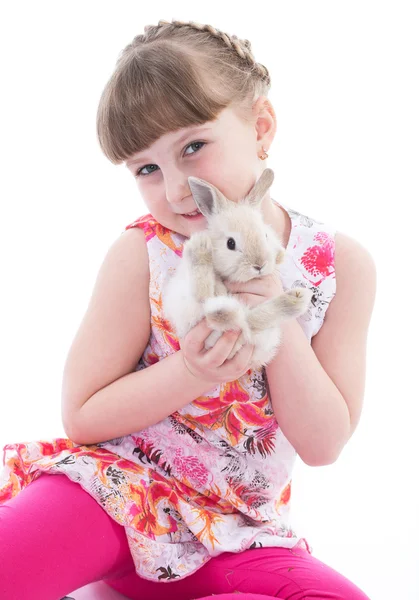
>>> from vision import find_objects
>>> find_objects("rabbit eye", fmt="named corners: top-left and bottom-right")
top-left (227, 238), bottom-right (236, 250)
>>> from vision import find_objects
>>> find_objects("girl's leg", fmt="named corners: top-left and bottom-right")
top-left (105, 545), bottom-right (370, 600)
top-left (0, 473), bottom-right (136, 600)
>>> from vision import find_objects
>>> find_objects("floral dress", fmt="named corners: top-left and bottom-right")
top-left (0, 201), bottom-right (336, 582)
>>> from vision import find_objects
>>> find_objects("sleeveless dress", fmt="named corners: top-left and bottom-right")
top-left (0, 201), bottom-right (336, 583)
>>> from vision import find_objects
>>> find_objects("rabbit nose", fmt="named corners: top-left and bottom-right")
top-left (253, 263), bottom-right (266, 273)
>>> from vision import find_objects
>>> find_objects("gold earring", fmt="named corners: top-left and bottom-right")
top-left (259, 147), bottom-right (269, 160)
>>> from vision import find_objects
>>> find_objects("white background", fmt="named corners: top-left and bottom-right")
top-left (1, 2), bottom-right (418, 598)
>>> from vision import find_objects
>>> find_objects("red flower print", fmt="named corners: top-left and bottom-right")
top-left (300, 232), bottom-right (335, 286)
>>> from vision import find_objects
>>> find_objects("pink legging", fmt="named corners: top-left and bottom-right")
top-left (0, 473), bottom-right (370, 600)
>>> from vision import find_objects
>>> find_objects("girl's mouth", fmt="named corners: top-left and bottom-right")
top-left (181, 210), bottom-right (204, 220)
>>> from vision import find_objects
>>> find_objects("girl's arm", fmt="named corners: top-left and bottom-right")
top-left (71, 331), bottom-right (253, 446)
top-left (70, 350), bottom-right (214, 445)
top-left (62, 228), bottom-right (253, 446)
top-left (265, 232), bottom-right (377, 466)
top-left (61, 227), bottom-right (152, 443)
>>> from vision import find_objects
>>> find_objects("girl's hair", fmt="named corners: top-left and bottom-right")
top-left (96, 19), bottom-right (271, 164)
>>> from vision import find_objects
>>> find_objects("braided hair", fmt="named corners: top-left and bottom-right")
top-left (97, 19), bottom-right (271, 164)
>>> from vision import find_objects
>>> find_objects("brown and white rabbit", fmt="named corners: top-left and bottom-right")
top-left (162, 168), bottom-right (313, 369)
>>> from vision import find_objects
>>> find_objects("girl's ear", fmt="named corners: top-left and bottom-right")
top-left (245, 168), bottom-right (275, 207)
top-left (188, 177), bottom-right (227, 217)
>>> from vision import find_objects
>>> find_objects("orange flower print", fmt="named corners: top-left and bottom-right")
top-left (152, 314), bottom-right (180, 352)
top-left (280, 482), bottom-right (291, 505)
top-left (275, 481), bottom-right (292, 514)
top-left (188, 380), bottom-right (270, 446)
top-left (126, 215), bottom-right (183, 255)
top-left (129, 477), bottom-right (180, 538)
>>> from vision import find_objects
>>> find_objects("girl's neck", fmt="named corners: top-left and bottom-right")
top-left (262, 195), bottom-right (292, 249)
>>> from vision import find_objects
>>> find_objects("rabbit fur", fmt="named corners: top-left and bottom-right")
top-left (162, 168), bottom-right (313, 369)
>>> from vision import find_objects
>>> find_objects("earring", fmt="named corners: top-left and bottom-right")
top-left (259, 147), bottom-right (269, 160)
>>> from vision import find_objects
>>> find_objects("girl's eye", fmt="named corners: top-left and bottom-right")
top-left (135, 141), bottom-right (206, 177)
top-left (136, 164), bottom-right (159, 177)
top-left (184, 141), bottom-right (206, 155)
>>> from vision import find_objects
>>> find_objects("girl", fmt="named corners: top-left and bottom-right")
top-left (0, 19), bottom-right (376, 600)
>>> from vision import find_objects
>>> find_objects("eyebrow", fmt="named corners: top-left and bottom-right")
top-left (125, 126), bottom-right (213, 167)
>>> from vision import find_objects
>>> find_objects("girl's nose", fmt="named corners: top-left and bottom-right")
top-left (164, 171), bottom-right (191, 208)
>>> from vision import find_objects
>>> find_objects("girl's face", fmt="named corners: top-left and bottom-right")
top-left (125, 101), bottom-right (275, 238)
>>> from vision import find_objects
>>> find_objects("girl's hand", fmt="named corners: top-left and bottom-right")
top-left (179, 319), bottom-right (254, 384)
top-left (224, 272), bottom-right (284, 308)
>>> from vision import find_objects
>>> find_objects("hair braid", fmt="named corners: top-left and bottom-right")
top-left (130, 19), bottom-right (270, 86)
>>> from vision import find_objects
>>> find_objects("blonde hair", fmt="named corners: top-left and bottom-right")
top-left (96, 19), bottom-right (271, 164)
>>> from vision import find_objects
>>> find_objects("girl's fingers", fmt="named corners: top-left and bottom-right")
top-left (203, 330), bottom-right (241, 367)
top-left (227, 342), bottom-right (254, 372)
top-left (182, 319), bottom-right (214, 353)
top-left (183, 320), bottom-right (244, 369)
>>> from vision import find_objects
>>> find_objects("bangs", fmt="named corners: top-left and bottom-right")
top-left (97, 42), bottom-right (229, 164)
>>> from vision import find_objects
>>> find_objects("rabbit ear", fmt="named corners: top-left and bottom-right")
top-left (245, 168), bottom-right (275, 206)
top-left (188, 177), bottom-right (227, 217)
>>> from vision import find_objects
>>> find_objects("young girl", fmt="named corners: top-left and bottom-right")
top-left (0, 19), bottom-right (376, 600)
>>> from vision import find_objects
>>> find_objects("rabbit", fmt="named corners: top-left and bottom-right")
top-left (162, 168), bottom-right (313, 369)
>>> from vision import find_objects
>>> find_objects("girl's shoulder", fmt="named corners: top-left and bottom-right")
top-left (125, 212), bottom-right (160, 239)
top-left (124, 213), bottom-right (185, 257)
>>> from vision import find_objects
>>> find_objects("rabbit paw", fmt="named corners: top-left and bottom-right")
top-left (184, 231), bottom-right (213, 267)
top-left (247, 286), bottom-right (313, 331)
top-left (204, 296), bottom-right (246, 332)
top-left (283, 287), bottom-right (313, 314)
